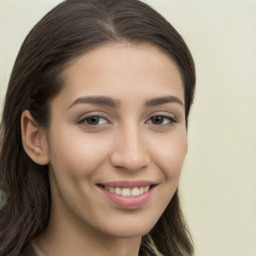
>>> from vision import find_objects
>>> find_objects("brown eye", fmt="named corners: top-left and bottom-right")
top-left (86, 116), bottom-right (100, 125)
top-left (148, 115), bottom-right (176, 125)
top-left (78, 116), bottom-right (109, 126)
top-left (151, 116), bottom-right (165, 124)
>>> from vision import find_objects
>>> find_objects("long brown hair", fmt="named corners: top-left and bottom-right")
top-left (0, 0), bottom-right (196, 255)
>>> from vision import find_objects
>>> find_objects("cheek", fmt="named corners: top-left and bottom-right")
top-left (150, 129), bottom-right (188, 179)
top-left (47, 130), bottom-right (111, 179)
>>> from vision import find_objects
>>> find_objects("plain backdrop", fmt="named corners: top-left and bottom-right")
top-left (0, 0), bottom-right (255, 255)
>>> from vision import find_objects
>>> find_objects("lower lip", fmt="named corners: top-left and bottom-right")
top-left (99, 186), bottom-right (155, 208)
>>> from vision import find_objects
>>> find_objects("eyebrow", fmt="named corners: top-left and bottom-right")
top-left (68, 95), bottom-right (183, 109)
top-left (145, 95), bottom-right (184, 107)
top-left (68, 96), bottom-right (120, 109)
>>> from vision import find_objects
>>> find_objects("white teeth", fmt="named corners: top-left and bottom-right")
top-left (143, 186), bottom-right (150, 193)
top-left (122, 188), bottom-right (131, 197)
top-left (132, 187), bottom-right (140, 196)
top-left (103, 185), bottom-right (151, 197)
top-left (109, 187), bottom-right (115, 193)
top-left (114, 187), bottom-right (122, 195)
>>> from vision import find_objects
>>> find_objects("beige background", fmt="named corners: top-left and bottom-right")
top-left (0, 0), bottom-right (255, 255)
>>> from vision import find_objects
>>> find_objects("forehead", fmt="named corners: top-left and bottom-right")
top-left (59, 43), bottom-right (184, 104)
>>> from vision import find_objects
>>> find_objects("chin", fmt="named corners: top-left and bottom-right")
top-left (99, 218), bottom-right (156, 239)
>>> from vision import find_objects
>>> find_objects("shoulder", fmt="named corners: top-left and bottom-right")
top-left (19, 243), bottom-right (37, 256)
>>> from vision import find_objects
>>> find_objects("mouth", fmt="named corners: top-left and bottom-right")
top-left (97, 184), bottom-right (155, 197)
top-left (96, 181), bottom-right (157, 207)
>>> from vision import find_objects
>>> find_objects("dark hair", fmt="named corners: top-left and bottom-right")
top-left (0, 0), bottom-right (196, 255)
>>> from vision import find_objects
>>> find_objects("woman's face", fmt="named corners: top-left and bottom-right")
top-left (45, 43), bottom-right (187, 238)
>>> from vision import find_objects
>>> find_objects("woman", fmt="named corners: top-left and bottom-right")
top-left (0, 0), bottom-right (196, 255)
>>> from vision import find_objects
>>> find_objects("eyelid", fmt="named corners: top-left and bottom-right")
top-left (77, 112), bottom-right (112, 125)
top-left (145, 112), bottom-right (177, 125)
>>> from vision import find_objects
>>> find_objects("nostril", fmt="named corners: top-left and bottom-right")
top-left (110, 137), bottom-right (150, 172)
top-left (110, 154), bottom-right (151, 172)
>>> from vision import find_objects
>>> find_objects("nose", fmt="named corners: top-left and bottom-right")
top-left (110, 125), bottom-right (150, 172)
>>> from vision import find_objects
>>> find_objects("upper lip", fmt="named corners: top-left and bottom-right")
top-left (98, 180), bottom-right (157, 188)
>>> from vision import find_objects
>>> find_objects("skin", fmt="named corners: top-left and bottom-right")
top-left (22, 43), bottom-right (187, 256)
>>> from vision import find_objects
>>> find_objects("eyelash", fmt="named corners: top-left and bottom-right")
top-left (146, 115), bottom-right (177, 126)
top-left (77, 115), bottom-right (110, 126)
top-left (77, 114), bottom-right (177, 127)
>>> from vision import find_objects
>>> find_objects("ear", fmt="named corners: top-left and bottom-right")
top-left (21, 110), bottom-right (49, 165)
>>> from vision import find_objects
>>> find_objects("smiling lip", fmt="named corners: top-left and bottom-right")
top-left (97, 181), bottom-right (156, 208)
top-left (100, 180), bottom-right (155, 188)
